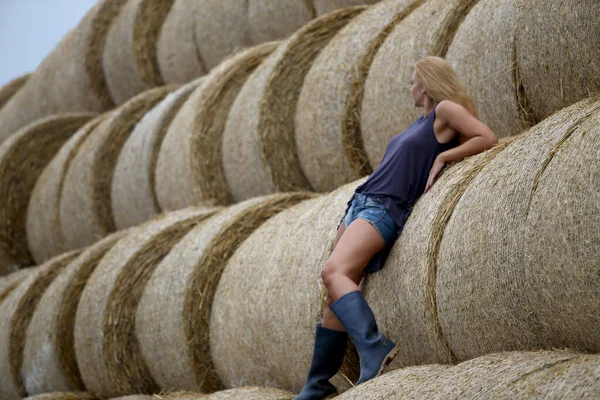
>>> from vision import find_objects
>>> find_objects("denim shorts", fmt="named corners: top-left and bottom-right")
top-left (337, 193), bottom-right (398, 246)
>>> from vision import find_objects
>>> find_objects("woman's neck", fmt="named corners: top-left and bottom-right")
top-left (423, 98), bottom-right (438, 118)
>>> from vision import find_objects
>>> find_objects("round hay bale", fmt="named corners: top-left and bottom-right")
top-left (157, 0), bottom-right (207, 83)
top-left (222, 7), bottom-right (365, 202)
top-left (112, 79), bottom-right (203, 230)
top-left (516, 0), bottom-right (600, 122)
top-left (137, 192), bottom-right (314, 392)
top-left (194, 0), bottom-right (253, 71)
top-left (0, 0), bottom-right (127, 145)
top-left (211, 183), bottom-right (363, 393)
top-left (21, 231), bottom-right (126, 395)
top-left (151, 392), bottom-right (205, 400)
top-left (446, 0), bottom-right (532, 138)
top-left (247, 0), bottom-right (314, 44)
top-left (0, 74), bottom-right (30, 111)
top-left (112, 396), bottom-right (154, 400)
top-left (295, 0), bottom-right (422, 193)
top-left (75, 207), bottom-right (219, 398)
top-left (103, 0), bottom-right (175, 104)
top-left (361, 0), bottom-right (478, 167)
top-left (0, 251), bottom-right (80, 400)
top-left (0, 113), bottom-right (95, 274)
top-left (27, 114), bottom-right (112, 265)
top-left (202, 387), bottom-right (295, 400)
top-left (23, 392), bottom-right (100, 400)
top-left (0, 268), bottom-right (37, 304)
top-left (155, 42), bottom-right (277, 212)
top-left (434, 96), bottom-right (600, 361)
top-left (314, 0), bottom-right (381, 16)
top-left (59, 86), bottom-right (176, 252)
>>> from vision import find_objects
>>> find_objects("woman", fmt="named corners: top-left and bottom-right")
top-left (294, 56), bottom-right (498, 400)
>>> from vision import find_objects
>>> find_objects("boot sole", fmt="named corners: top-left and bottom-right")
top-left (375, 344), bottom-right (400, 378)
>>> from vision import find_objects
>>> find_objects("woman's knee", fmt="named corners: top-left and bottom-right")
top-left (321, 260), bottom-right (341, 288)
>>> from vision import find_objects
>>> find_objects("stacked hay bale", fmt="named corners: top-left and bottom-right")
top-left (155, 42), bottom-right (277, 212)
top-left (75, 207), bottom-right (219, 398)
top-left (315, 0), bottom-right (381, 15)
top-left (0, 0), bottom-right (127, 144)
top-left (137, 193), bottom-right (314, 392)
top-left (361, 0), bottom-right (478, 167)
top-left (296, 0), bottom-right (422, 193)
top-left (103, 0), bottom-right (175, 104)
top-left (247, 0), bottom-right (315, 44)
top-left (59, 86), bottom-right (176, 252)
top-left (111, 79), bottom-right (204, 229)
top-left (0, 268), bottom-right (37, 305)
top-left (23, 392), bottom-right (99, 400)
top-left (27, 114), bottom-right (111, 265)
top-left (0, 251), bottom-right (80, 400)
top-left (0, 114), bottom-right (94, 275)
top-left (222, 7), bottom-right (365, 202)
top-left (0, 74), bottom-right (30, 111)
top-left (199, 387), bottom-right (294, 400)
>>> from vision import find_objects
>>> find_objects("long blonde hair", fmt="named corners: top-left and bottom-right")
top-left (415, 56), bottom-right (478, 118)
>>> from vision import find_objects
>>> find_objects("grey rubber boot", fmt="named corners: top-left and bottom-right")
top-left (330, 290), bottom-right (398, 385)
top-left (294, 324), bottom-right (348, 400)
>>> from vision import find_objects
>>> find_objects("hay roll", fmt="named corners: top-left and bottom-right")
top-left (211, 184), bottom-right (362, 393)
top-left (0, 268), bottom-right (37, 305)
top-left (23, 393), bottom-right (100, 400)
top-left (201, 387), bottom-right (295, 400)
top-left (155, 42), bottom-right (277, 212)
top-left (296, 0), bottom-right (421, 193)
top-left (222, 7), bottom-right (365, 202)
top-left (112, 80), bottom-right (202, 230)
top-left (59, 86), bottom-right (175, 252)
top-left (0, 0), bottom-right (127, 145)
top-left (27, 114), bottom-right (111, 265)
top-left (75, 207), bottom-right (219, 398)
top-left (314, 0), bottom-right (381, 15)
top-left (361, 0), bottom-right (477, 167)
top-left (137, 193), bottom-right (314, 392)
top-left (0, 74), bottom-right (30, 111)
top-left (247, 0), bottom-right (314, 44)
top-left (435, 97), bottom-right (600, 360)
top-left (516, 0), bottom-right (600, 122)
top-left (0, 251), bottom-right (80, 400)
top-left (22, 232), bottom-right (126, 395)
top-left (157, 0), bottom-right (207, 83)
top-left (0, 114), bottom-right (94, 275)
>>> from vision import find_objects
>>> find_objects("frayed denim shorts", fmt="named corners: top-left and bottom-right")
top-left (337, 193), bottom-right (398, 246)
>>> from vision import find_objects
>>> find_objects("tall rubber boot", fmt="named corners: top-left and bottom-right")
top-left (330, 290), bottom-right (398, 385)
top-left (294, 324), bottom-right (348, 400)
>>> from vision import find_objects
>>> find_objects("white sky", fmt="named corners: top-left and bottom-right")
top-left (0, 0), bottom-right (98, 87)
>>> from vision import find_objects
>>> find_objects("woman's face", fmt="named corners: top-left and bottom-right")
top-left (410, 70), bottom-right (425, 108)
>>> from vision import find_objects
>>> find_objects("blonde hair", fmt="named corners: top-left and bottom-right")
top-left (415, 56), bottom-right (478, 118)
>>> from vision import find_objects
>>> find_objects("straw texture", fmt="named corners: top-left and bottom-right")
top-left (27, 114), bottom-right (111, 265)
top-left (155, 42), bottom-right (277, 212)
top-left (211, 183), bottom-right (363, 393)
top-left (60, 86), bottom-right (175, 251)
top-left (0, 251), bottom-right (80, 400)
top-left (202, 387), bottom-right (295, 400)
top-left (223, 7), bottom-right (364, 202)
top-left (361, 0), bottom-right (478, 167)
top-left (75, 207), bottom-right (218, 398)
top-left (314, 0), bottom-right (381, 15)
top-left (446, 0), bottom-right (531, 137)
top-left (0, 268), bottom-right (36, 305)
top-left (0, 114), bottom-right (94, 275)
top-left (0, 0), bottom-right (126, 145)
top-left (137, 193), bottom-right (314, 392)
top-left (22, 232), bottom-right (126, 395)
top-left (23, 392), bottom-right (100, 400)
top-left (0, 74), bottom-right (30, 111)
top-left (152, 392), bottom-right (206, 400)
top-left (436, 96), bottom-right (600, 360)
top-left (296, 0), bottom-right (421, 192)
top-left (112, 80), bottom-right (201, 230)
top-left (247, 0), bottom-right (314, 44)
top-left (516, 0), bottom-right (600, 122)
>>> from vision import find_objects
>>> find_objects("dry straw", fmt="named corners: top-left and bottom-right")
top-left (446, 0), bottom-right (532, 137)
top-left (315, 0), bottom-right (381, 15)
top-left (211, 183), bottom-right (364, 393)
top-left (201, 387), bottom-right (294, 400)
top-left (22, 232), bottom-right (126, 395)
top-left (516, 0), bottom-right (600, 122)
top-left (0, 113), bottom-right (94, 275)
top-left (59, 86), bottom-right (175, 252)
top-left (137, 193), bottom-right (314, 392)
top-left (152, 392), bottom-right (206, 400)
top-left (0, 74), bottom-right (30, 111)
top-left (435, 96), bottom-right (600, 361)
top-left (103, 0), bottom-right (175, 104)
top-left (247, 0), bottom-right (315, 44)
top-left (222, 7), bottom-right (365, 202)
top-left (22, 392), bottom-right (100, 400)
top-left (155, 42), bottom-right (277, 212)
top-left (296, 0), bottom-right (422, 193)
top-left (361, 0), bottom-right (478, 167)
top-left (111, 396), bottom-right (154, 400)
top-left (0, 251), bottom-right (80, 400)
top-left (112, 79), bottom-right (202, 230)
top-left (27, 114), bottom-right (111, 265)
top-left (0, 0), bottom-right (127, 145)
top-left (75, 207), bottom-right (219, 398)
top-left (0, 268), bottom-right (37, 303)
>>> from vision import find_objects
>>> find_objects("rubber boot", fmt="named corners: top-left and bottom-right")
top-left (330, 290), bottom-right (398, 385)
top-left (294, 324), bottom-right (348, 400)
